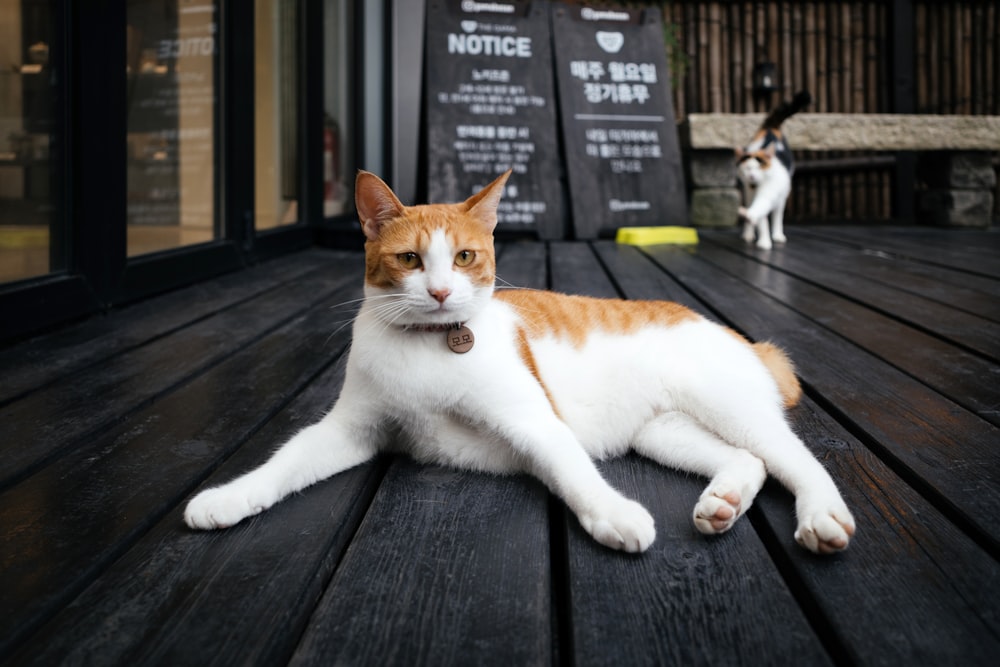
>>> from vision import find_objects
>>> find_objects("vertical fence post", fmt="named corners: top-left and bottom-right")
top-left (890, 0), bottom-right (917, 222)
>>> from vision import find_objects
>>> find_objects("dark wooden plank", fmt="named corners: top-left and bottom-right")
top-left (5, 234), bottom-right (997, 667)
top-left (800, 226), bottom-right (1000, 279)
top-left (549, 241), bottom-right (830, 665)
top-left (0, 250), bottom-right (335, 407)
top-left (568, 458), bottom-right (832, 666)
top-left (754, 395), bottom-right (1000, 664)
top-left (594, 240), bottom-right (1000, 662)
top-left (592, 241), bottom-right (711, 311)
top-left (289, 461), bottom-right (552, 666)
top-left (495, 239), bottom-right (548, 291)
top-left (760, 233), bottom-right (1000, 321)
top-left (0, 259), bottom-right (359, 491)
top-left (0, 265), bottom-right (364, 660)
top-left (549, 241), bottom-right (619, 298)
top-left (641, 244), bottom-right (1000, 554)
top-left (695, 240), bottom-right (1000, 426)
top-left (701, 232), bottom-right (1000, 361)
top-left (7, 361), bottom-right (383, 665)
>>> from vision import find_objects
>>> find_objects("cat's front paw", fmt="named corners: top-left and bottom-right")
top-left (755, 238), bottom-right (773, 250)
top-left (794, 506), bottom-right (856, 554)
top-left (579, 496), bottom-right (656, 553)
top-left (772, 233), bottom-right (787, 244)
top-left (184, 485), bottom-right (272, 530)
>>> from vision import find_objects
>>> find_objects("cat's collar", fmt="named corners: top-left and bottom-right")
top-left (401, 322), bottom-right (465, 333)
top-left (401, 322), bottom-right (476, 354)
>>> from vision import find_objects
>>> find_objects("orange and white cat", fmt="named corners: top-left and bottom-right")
top-left (185, 170), bottom-right (855, 554)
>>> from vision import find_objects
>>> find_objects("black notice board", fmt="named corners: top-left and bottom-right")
top-left (551, 5), bottom-right (688, 239)
top-left (424, 0), bottom-right (565, 239)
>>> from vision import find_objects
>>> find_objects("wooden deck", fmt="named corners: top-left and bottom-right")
top-left (2, 226), bottom-right (998, 665)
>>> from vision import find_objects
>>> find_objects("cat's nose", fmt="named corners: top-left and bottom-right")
top-left (428, 288), bottom-right (451, 303)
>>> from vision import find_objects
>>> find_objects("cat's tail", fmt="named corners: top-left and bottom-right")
top-left (753, 341), bottom-right (803, 408)
top-left (762, 90), bottom-right (812, 130)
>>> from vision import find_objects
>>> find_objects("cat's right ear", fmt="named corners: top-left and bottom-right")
top-left (463, 169), bottom-right (511, 233)
top-left (355, 171), bottom-right (406, 241)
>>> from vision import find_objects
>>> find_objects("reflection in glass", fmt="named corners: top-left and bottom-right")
top-left (255, 0), bottom-right (299, 229)
top-left (324, 0), bottom-right (353, 217)
top-left (0, 0), bottom-right (61, 283)
top-left (126, 0), bottom-right (218, 256)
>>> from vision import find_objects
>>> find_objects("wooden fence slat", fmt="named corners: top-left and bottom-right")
top-left (660, 0), bottom-right (998, 222)
top-left (663, 1), bottom-right (997, 117)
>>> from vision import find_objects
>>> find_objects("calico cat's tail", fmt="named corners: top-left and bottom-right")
top-left (762, 90), bottom-right (812, 130)
top-left (753, 342), bottom-right (803, 408)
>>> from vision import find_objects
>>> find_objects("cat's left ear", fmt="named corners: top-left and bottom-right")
top-left (355, 170), bottom-right (406, 241)
top-left (464, 169), bottom-right (512, 233)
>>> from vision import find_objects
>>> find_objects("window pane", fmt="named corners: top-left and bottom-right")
top-left (0, 0), bottom-right (62, 283)
top-left (255, 0), bottom-right (299, 229)
top-left (126, 0), bottom-right (218, 257)
top-left (324, 0), bottom-right (353, 217)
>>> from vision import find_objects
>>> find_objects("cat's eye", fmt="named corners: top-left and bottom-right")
top-left (397, 252), bottom-right (422, 269)
top-left (455, 250), bottom-right (475, 267)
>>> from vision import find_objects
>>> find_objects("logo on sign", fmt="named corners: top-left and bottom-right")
top-left (461, 1), bottom-right (515, 14)
top-left (461, 20), bottom-right (477, 33)
top-left (596, 31), bottom-right (625, 54)
top-left (581, 8), bottom-right (631, 22)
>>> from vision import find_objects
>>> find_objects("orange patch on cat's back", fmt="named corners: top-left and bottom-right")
top-left (496, 290), bottom-right (699, 346)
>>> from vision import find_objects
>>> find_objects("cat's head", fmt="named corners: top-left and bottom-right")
top-left (355, 170), bottom-right (510, 328)
top-left (735, 145), bottom-right (774, 186)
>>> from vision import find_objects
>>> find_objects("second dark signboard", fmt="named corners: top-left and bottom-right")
top-left (552, 4), bottom-right (687, 239)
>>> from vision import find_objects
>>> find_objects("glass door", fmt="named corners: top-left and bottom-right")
top-left (0, 0), bottom-right (63, 283)
top-left (126, 0), bottom-right (219, 257)
top-left (1, 0), bottom-right (369, 344)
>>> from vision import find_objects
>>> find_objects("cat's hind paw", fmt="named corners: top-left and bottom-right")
top-left (579, 497), bottom-right (656, 553)
top-left (693, 488), bottom-right (743, 535)
top-left (794, 506), bottom-right (856, 554)
top-left (184, 485), bottom-right (271, 530)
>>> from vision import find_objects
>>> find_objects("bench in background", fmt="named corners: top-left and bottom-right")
top-left (682, 113), bottom-right (1000, 227)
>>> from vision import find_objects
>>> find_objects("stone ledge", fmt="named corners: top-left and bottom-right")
top-left (683, 113), bottom-right (1000, 151)
top-left (690, 188), bottom-right (740, 227)
top-left (917, 190), bottom-right (995, 227)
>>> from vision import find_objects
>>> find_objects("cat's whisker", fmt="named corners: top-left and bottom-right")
top-left (323, 292), bottom-right (419, 348)
top-left (494, 276), bottom-right (541, 292)
top-left (363, 298), bottom-right (422, 342)
top-left (324, 318), bottom-right (359, 346)
top-left (328, 293), bottom-right (404, 313)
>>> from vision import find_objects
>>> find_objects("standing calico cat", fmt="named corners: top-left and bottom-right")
top-left (185, 169), bottom-right (855, 554)
top-left (736, 91), bottom-right (811, 249)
